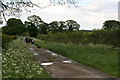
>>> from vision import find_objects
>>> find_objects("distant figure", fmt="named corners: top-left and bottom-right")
top-left (31, 39), bottom-right (34, 44)
top-left (25, 37), bottom-right (29, 44)
top-left (30, 38), bottom-right (33, 44)
top-left (28, 38), bottom-right (32, 44)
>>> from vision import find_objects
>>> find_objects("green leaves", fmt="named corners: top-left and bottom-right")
top-left (2, 18), bottom-right (26, 36)
top-left (2, 38), bottom-right (51, 78)
top-left (103, 20), bottom-right (120, 29)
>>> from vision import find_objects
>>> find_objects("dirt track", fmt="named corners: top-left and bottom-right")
top-left (29, 45), bottom-right (117, 79)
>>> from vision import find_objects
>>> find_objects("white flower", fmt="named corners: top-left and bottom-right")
top-left (15, 70), bottom-right (19, 74)
top-left (37, 71), bottom-right (41, 74)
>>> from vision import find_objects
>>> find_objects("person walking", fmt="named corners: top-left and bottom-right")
top-left (31, 39), bottom-right (34, 44)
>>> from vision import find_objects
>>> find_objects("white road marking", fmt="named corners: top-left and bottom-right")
top-left (62, 60), bottom-right (73, 63)
top-left (41, 62), bottom-right (53, 66)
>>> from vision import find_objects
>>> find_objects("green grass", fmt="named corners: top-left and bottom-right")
top-left (35, 39), bottom-right (119, 77)
top-left (2, 37), bottom-right (51, 78)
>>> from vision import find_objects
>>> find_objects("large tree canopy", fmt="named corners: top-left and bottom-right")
top-left (66, 20), bottom-right (80, 31)
top-left (2, 18), bottom-right (26, 35)
top-left (26, 15), bottom-right (48, 35)
top-left (27, 15), bottom-right (43, 27)
top-left (24, 21), bottom-right (39, 37)
top-left (103, 20), bottom-right (120, 29)
top-left (26, 15), bottom-right (81, 34)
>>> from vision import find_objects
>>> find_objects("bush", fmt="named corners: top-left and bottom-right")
top-left (36, 29), bottom-right (120, 47)
top-left (1, 34), bottom-right (16, 48)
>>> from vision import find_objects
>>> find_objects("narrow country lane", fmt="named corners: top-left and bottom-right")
top-left (29, 45), bottom-right (117, 79)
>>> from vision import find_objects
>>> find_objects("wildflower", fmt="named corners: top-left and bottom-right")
top-left (37, 71), bottom-right (42, 74)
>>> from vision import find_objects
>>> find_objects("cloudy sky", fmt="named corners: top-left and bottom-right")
top-left (1, 0), bottom-right (119, 30)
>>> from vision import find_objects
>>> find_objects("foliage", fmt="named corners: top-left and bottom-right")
top-left (26, 15), bottom-right (80, 34)
top-left (0, 0), bottom-right (78, 16)
top-left (35, 40), bottom-right (119, 77)
top-left (2, 18), bottom-right (26, 36)
top-left (58, 21), bottom-right (66, 32)
top-left (27, 15), bottom-right (43, 26)
top-left (25, 21), bottom-right (39, 37)
top-left (39, 23), bottom-right (48, 34)
top-left (1, 34), bottom-right (16, 48)
top-left (103, 20), bottom-right (120, 29)
top-left (2, 37), bottom-right (51, 78)
top-left (66, 20), bottom-right (80, 31)
top-left (2, 15), bottom-right (80, 37)
top-left (49, 21), bottom-right (59, 34)
top-left (27, 26), bottom-right (39, 37)
top-left (36, 29), bottom-right (120, 47)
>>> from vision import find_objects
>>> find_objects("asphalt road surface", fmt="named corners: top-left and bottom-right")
top-left (29, 45), bottom-right (117, 79)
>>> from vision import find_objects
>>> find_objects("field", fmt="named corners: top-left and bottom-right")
top-left (35, 39), bottom-right (119, 77)
top-left (2, 37), bottom-right (51, 78)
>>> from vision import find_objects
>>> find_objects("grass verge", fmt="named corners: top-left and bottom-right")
top-left (35, 39), bottom-right (119, 77)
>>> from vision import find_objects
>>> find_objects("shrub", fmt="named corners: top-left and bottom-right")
top-left (36, 29), bottom-right (120, 47)
top-left (1, 34), bottom-right (16, 48)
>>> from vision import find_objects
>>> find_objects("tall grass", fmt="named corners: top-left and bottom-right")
top-left (35, 40), bottom-right (119, 77)
top-left (36, 29), bottom-right (120, 47)
top-left (1, 34), bottom-right (16, 48)
top-left (2, 37), bottom-right (51, 78)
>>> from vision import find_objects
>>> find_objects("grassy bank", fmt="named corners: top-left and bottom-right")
top-left (2, 37), bottom-right (51, 78)
top-left (35, 39), bottom-right (119, 77)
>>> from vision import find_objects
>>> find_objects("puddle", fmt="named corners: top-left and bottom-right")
top-left (30, 48), bottom-right (34, 50)
top-left (41, 62), bottom-right (53, 66)
top-left (33, 52), bottom-right (39, 56)
top-left (63, 60), bottom-right (73, 63)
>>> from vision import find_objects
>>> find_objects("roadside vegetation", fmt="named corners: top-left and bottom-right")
top-left (1, 15), bottom-right (120, 78)
top-left (36, 28), bottom-right (120, 47)
top-left (35, 40), bottom-right (119, 77)
top-left (2, 37), bottom-right (51, 78)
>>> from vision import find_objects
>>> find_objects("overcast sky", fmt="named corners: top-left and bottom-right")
top-left (1, 0), bottom-right (119, 30)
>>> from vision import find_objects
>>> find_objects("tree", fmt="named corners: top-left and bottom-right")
top-left (27, 15), bottom-right (43, 27)
top-left (27, 15), bottom-right (48, 34)
top-left (39, 23), bottom-right (48, 34)
top-left (0, 0), bottom-right (79, 22)
top-left (24, 21), bottom-right (39, 37)
top-left (66, 20), bottom-right (80, 31)
top-left (49, 21), bottom-right (59, 34)
top-left (2, 18), bottom-right (26, 36)
top-left (103, 20), bottom-right (120, 29)
top-left (0, 0), bottom-right (35, 21)
top-left (58, 21), bottom-right (67, 32)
